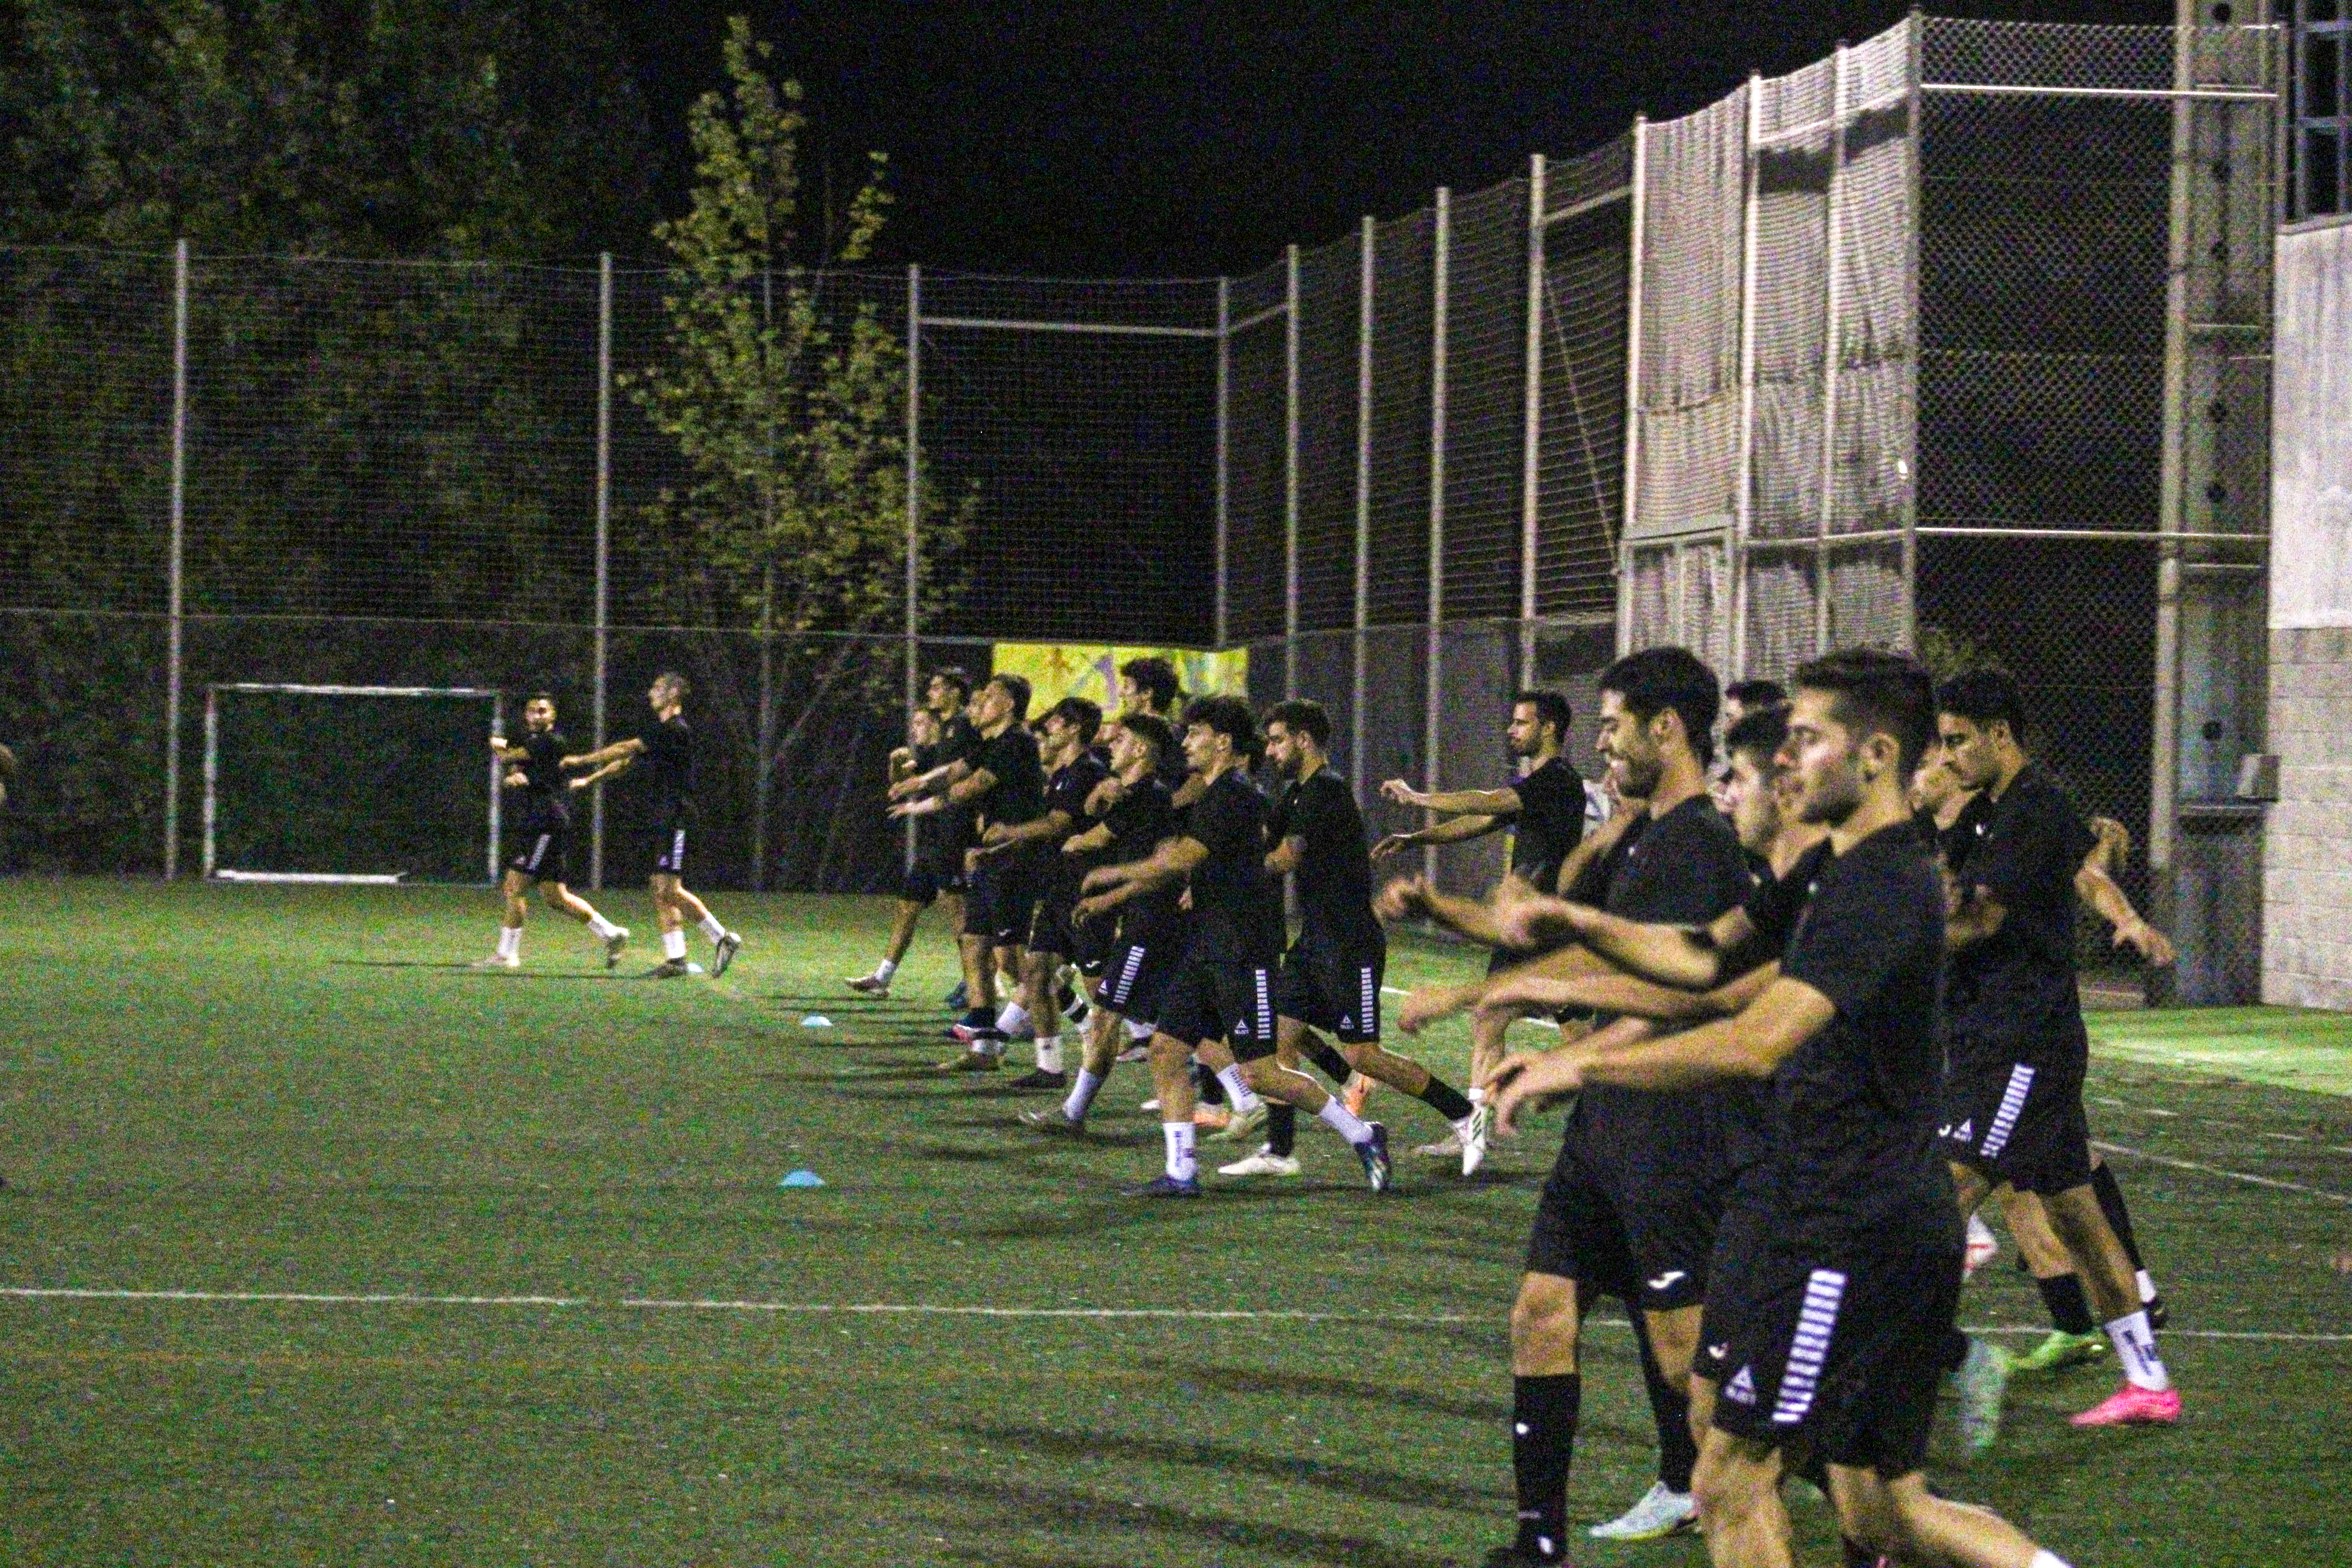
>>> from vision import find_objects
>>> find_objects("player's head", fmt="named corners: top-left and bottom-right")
top-left (1786, 648), bottom-right (1936, 827)
top-left (978, 672), bottom-right (1031, 728)
top-left (649, 671), bottom-right (689, 711)
top-left (523, 692), bottom-right (557, 731)
top-left (1261, 699), bottom-right (1331, 778)
top-left (1112, 711), bottom-right (1176, 776)
top-left (1597, 646), bottom-right (1718, 793)
top-left (1117, 657), bottom-right (1181, 718)
top-left (1041, 695), bottom-right (1102, 753)
top-left (1722, 678), bottom-right (1786, 726)
top-left (1936, 669), bottom-right (2027, 789)
top-left (927, 666), bottom-right (972, 716)
top-left (1720, 703), bottom-right (1791, 854)
top-left (1182, 695), bottom-right (1256, 775)
top-left (1506, 690), bottom-right (1572, 760)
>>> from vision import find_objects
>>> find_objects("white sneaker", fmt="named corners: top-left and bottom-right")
top-left (1964, 1211), bottom-right (1999, 1280)
top-left (471, 953), bottom-right (520, 970)
top-left (1218, 1147), bottom-right (1302, 1177)
top-left (1588, 1480), bottom-right (1696, 1541)
top-left (1139, 1097), bottom-right (1160, 1112)
top-left (1413, 1131), bottom-right (1463, 1160)
top-left (711, 931), bottom-right (743, 976)
top-left (1457, 1104), bottom-right (1492, 1176)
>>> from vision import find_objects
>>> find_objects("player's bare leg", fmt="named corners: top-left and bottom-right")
top-left (1007, 947), bottom-right (1066, 1085)
top-left (1690, 1433), bottom-right (1795, 1568)
top-left (1999, 1185), bottom-right (2109, 1373)
top-left (541, 880), bottom-right (627, 967)
top-left (648, 873), bottom-right (740, 975)
top-left (475, 869), bottom-right (535, 968)
top-left (1830, 1465), bottom-right (2067, 1568)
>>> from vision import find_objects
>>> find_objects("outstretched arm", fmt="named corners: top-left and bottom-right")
top-left (563, 736), bottom-right (646, 772)
top-left (2076, 858), bottom-right (2175, 965)
top-left (1379, 778), bottom-right (1526, 817)
top-left (1074, 836), bottom-right (1206, 922)
top-left (1371, 812), bottom-right (1504, 862)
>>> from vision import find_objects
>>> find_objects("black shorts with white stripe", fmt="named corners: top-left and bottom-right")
top-left (506, 821), bottom-right (570, 885)
top-left (1936, 1054), bottom-right (2092, 1196)
top-left (1708, 1236), bottom-right (1964, 1477)
top-left (652, 818), bottom-right (689, 878)
top-left (1094, 938), bottom-right (1181, 1026)
top-left (1154, 953), bottom-right (1279, 1060)
top-left (1273, 933), bottom-right (1384, 1045)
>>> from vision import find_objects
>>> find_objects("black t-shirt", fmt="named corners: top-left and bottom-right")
top-left (1038, 751), bottom-right (1112, 889)
top-left (1508, 756), bottom-right (1588, 891)
top-left (1104, 775), bottom-right (1186, 944)
top-left (644, 715), bottom-right (695, 821)
top-left (931, 715), bottom-right (982, 848)
top-left (1269, 768), bottom-right (1379, 947)
top-left (1944, 764), bottom-right (2095, 1068)
top-left (509, 729), bottom-right (571, 829)
top-left (1770, 821), bottom-right (1963, 1252)
top-left (1183, 768), bottom-right (1285, 964)
top-left (968, 726), bottom-right (1045, 829)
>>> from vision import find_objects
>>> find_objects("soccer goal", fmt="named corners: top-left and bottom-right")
top-left (201, 684), bottom-right (507, 884)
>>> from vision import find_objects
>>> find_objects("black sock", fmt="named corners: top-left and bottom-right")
top-left (1942, 1325), bottom-right (1971, 1374)
top-left (1195, 1062), bottom-right (1226, 1105)
top-left (1628, 1311), bottom-right (1695, 1493)
top-left (1841, 1539), bottom-right (1882, 1568)
top-left (1417, 1074), bottom-right (1474, 1123)
top-left (1265, 1102), bottom-right (1297, 1157)
top-left (2091, 1161), bottom-right (2150, 1276)
top-left (1304, 1038), bottom-right (1355, 1083)
top-left (960, 1006), bottom-right (993, 1030)
top-left (2035, 1271), bottom-right (2097, 1335)
top-left (1512, 1373), bottom-right (1580, 1559)
top-left (1794, 1448), bottom-right (1833, 1501)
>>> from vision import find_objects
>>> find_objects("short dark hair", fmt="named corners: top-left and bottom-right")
top-left (653, 670), bottom-right (690, 698)
top-left (1726, 678), bottom-right (1786, 711)
top-left (526, 690), bottom-right (557, 708)
top-left (0, 741), bottom-right (16, 781)
top-left (1512, 689), bottom-right (1573, 741)
top-left (1262, 698), bottom-right (1332, 748)
top-left (1797, 648), bottom-right (1937, 777)
top-left (930, 665), bottom-right (973, 703)
top-left (1724, 702), bottom-right (1790, 768)
top-left (1599, 647), bottom-right (1720, 767)
top-left (1936, 669), bottom-right (2027, 741)
top-left (1120, 711), bottom-right (1176, 760)
top-left (1184, 694), bottom-right (1257, 754)
top-left (1046, 695), bottom-right (1103, 746)
top-left (988, 672), bottom-right (1032, 720)
top-left (1118, 656), bottom-right (1181, 714)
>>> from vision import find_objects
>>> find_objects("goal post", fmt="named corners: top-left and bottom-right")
top-left (201, 683), bottom-right (507, 884)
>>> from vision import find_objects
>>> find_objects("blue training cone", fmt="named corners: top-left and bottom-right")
top-left (779, 1169), bottom-right (825, 1189)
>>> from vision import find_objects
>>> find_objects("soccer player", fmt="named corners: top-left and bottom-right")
top-left (1076, 696), bottom-right (1390, 1196)
top-left (1935, 670), bottom-right (2179, 1426)
top-left (848, 668), bottom-right (979, 996)
top-left (1116, 655), bottom-right (1194, 795)
top-left (1487, 649), bottom-right (2083, 1568)
top-left (563, 672), bottom-right (742, 978)
top-left (1711, 681), bottom-right (1788, 816)
top-left (473, 693), bottom-right (628, 970)
top-left (1220, 699), bottom-right (1487, 1179)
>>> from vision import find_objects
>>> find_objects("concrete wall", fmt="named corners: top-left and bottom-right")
top-left (2265, 218), bottom-right (2352, 1009)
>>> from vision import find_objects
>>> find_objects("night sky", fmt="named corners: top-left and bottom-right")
top-left (613, 1), bottom-right (2176, 277)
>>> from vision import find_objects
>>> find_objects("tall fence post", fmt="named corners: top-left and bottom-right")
top-left (1815, 45), bottom-right (1852, 655)
top-left (1215, 277), bottom-right (1231, 651)
top-left (1900, 17), bottom-right (1924, 650)
top-left (1425, 187), bottom-right (1450, 887)
top-left (1618, 118), bottom-right (1648, 657)
top-left (1520, 156), bottom-right (1548, 684)
top-left (2147, 10), bottom-right (2196, 969)
top-left (906, 263), bottom-right (924, 874)
top-left (1730, 75), bottom-right (1764, 677)
top-left (1352, 218), bottom-right (1376, 791)
top-left (1285, 244), bottom-right (1302, 698)
top-left (163, 238), bottom-right (189, 879)
top-left (590, 251), bottom-right (612, 890)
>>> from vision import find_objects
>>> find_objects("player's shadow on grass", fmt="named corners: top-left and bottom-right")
top-left (949, 1421), bottom-right (1510, 1510)
top-left (1139, 1357), bottom-right (1509, 1425)
top-left (846, 1466), bottom-right (1459, 1568)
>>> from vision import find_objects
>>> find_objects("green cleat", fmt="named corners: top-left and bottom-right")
top-left (2013, 1328), bottom-right (2108, 1374)
top-left (1952, 1336), bottom-right (2013, 1457)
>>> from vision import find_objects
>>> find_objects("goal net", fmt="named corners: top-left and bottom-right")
top-left (202, 684), bottom-right (506, 884)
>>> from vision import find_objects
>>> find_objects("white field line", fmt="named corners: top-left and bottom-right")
top-left (3, 1287), bottom-right (2348, 1343)
top-left (2092, 1140), bottom-right (2352, 1205)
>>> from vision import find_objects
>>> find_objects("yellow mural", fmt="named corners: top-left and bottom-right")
top-left (989, 644), bottom-right (1249, 712)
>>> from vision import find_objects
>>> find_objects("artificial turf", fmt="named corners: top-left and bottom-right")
top-left (0, 878), bottom-right (2347, 1566)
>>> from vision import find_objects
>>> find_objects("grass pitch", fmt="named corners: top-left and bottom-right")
top-left (1, 879), bottom-right (2348, 1566)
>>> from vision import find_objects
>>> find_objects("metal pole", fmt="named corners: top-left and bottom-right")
top-left (488, 691), bottom-right (505, 883)
top-left (200, 685), bottom-right (218, 878)
top-left (1815, 45), bottom-right (1851, 657)
top-left (1731, 76), bottom-right (1764, 677)
top-left (1352, 217), bottom-right (1376, 793)
top-left (1900, 13), bottom-right (1924, 651)
top-left (1285, 244), bottom-right (1302, 698)
top-left (164, 238), bottom-right (189, 879)
top-left (1425, 187), bottom-right (1450, 888)
top-left (2150, 13), bottom-right (2195, 913)
top-left (1520, 154), bottom-right (1547, 684)
top-left (1617, 117), bottom-right (1649, 657)
top-left (1215, 276), bottom-right (1231, 649)
top-left (906, 264), bottom-right (924, 875)
top-left (591, 252), bottom-right (612, 891)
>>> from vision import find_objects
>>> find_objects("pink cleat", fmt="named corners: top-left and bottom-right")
top-left (2070, 1383), bottom-right (2181, 1427)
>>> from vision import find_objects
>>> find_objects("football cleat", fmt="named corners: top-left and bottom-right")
top-left (647, 958), bottom-right (691, 979)
top-left (1357, 1122), bottom-right (1393, 1192)
top-left (944, 980), bottom-right (968, 1009)
top-left (2147, 1292), bottom-right (2170, 1330)
top-left (1589, 1480), bottom-right (1697, 1541)
top-left (2012, 1329), bottom-right (2107, 1374)
top-left (1004, 1068), bottom-right (1067, 1091)
top-left (1207, 1101), bottom-right (1267, 1144)
top-left (1413, 1131), bottom-right (1464, 1160)
top-left (1952, 1336), bottom-right (2012, 1456)
top-left (603, 928), bottom-right (628, 970)
top-left (1459, 1103), bottom-right (1493, 1177)
top-left (1191, 1104), bottom-right (1232, 1131)
top-left (948, 1021), bottom-right (1007, 1045)
top-left (1118, 1173), bottom-right (1203, 1199)
top-left (711, 931), bottom-right (742, 976)
top-left (1964, 1212), bottom-right (1999, 1280)
top-left (1116, 1043), bottom-right (1151, 1063)
top-left (2070, 1382), bottom-right (2180, 1427)
top-left (938, 1049), bottom-right (1002, 1074)
top-left (1020, 1107), bottom-right (1084, 1136)
top-left (470, 954), bottom-right (521, 971)
top-left (845, 973), bottom-right (891, 996)
top-left (1217, 1147), bottom-right (1302, 1177)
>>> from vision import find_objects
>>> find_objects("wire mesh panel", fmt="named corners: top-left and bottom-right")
top-left (1535, 138), bottom-right (1632, 618)
top-left (1367, 211), bottom-right (1436, 626)
top-left (1222, 258), bottom-right (1290, 647)
top-left (1295, 236), bottom-right (1361, 635)
top-left (1441, 179), bottom-right (1530, 621)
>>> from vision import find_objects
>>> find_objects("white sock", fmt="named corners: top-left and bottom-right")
top-left (1064, 1069), bottom-right (1104, 1121)
top-left (996, 1002), bottom-right (1031, 1039)
top-left (2028, 1552), bottom-right (2074, 1568)
top-left (1034, 1035), bottom-right (1063, 1073)
top-left (1316, 1098), bottom-right (1373, 1145)
top-left (1161, 1121), bottom-right (1198, 1181)
top-left (1467, 1082), bottom-right (1488, 1105)
top-left (497, 925), bottom-right (521, 960)
top-left (1125, 1018), bottom-right (1156, 1042)
top-left (1214, 1065), bottom-right (1262, 1114)
top-left (2103, 1310), bottom-right (2171, 1392)
top-left (2136, 1268), bottom-right (2157, 1304)
top-left (587, 913), bottom-right (621, 941)
top-left (662, 929), bottom-right (687, 961)
top-left (698, 914), bottom-right (727, 942)
top-left (874, 958), bottom-right (898, 982)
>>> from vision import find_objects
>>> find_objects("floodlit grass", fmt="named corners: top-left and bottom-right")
top-left (1, 879), bottom-right (2347, 1566)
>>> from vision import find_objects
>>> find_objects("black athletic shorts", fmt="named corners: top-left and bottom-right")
top-left (652, 818), bottom-right (689, 878)
top-left (1156, 954), bottom-right (1279, 1060)
top-left (507, 821), bottom-right (570, 885)
top-left (1523, 1131), bottom-right (1719, 1312)
top-left (1938, 1054), bottom-right (2093, 1196)
top-left (1695, 1172), bottom-right (1776, 1384)
top-left (900, 846), bottom-right (967, 907)
top-left (1274, 933), bottom-right (1385, 1045)
top-left (1709, 1236), bottom-right (1965, 1477)
top-left (1095, 937), bottom-right (1183, 1025)
top-left (964, 855), bottom-right (1041, 946)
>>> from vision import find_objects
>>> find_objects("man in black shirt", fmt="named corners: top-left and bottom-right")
top-left (1937, 671), bottom-right (2178, 1429)
top-left (564, 672), bottom-right (742, 978)
top-left (1488, 650), bottom-right (2081, 1568)
top-left (849, 667), bottom-right (980, 996)
top-left (1077, 696), bottom-right (1391, 1198)
top-left (474, 692), bottom-right (630, 971)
